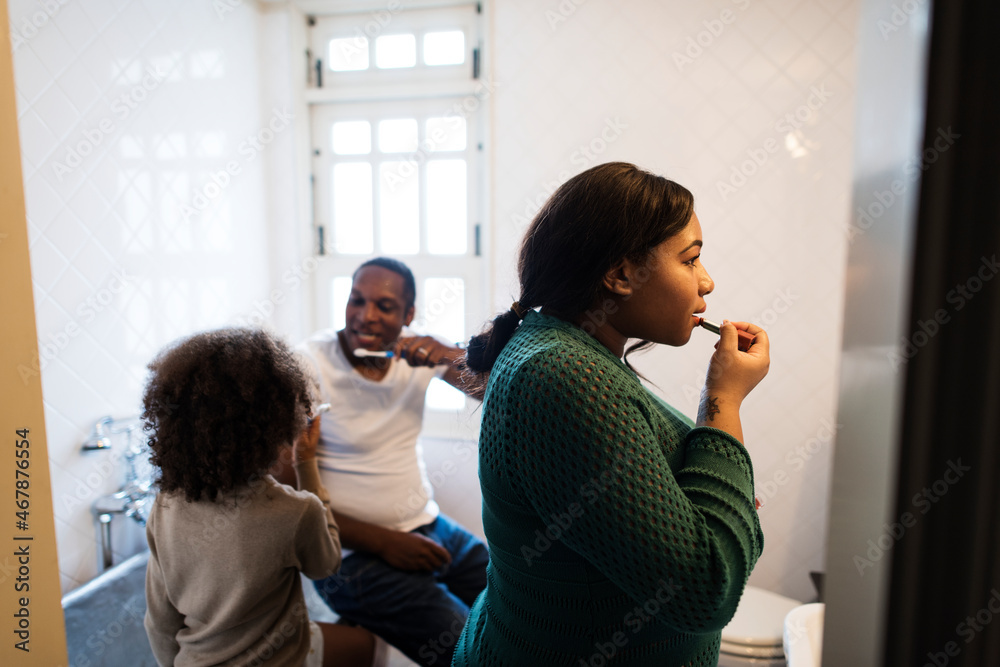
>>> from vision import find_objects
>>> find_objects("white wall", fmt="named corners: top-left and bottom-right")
top-left (10, 0), bottom-right (861, 603)
top-left (489, 0), bottom-right (859, 602)
top-left (8, 0), bottom-right (279, 593)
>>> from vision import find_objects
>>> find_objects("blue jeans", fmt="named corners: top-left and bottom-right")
top-left (313, 515), bottom-right (488, 667)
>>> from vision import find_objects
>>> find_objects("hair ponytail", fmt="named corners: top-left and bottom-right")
top-left (466, 307), bottom-right (524, 373)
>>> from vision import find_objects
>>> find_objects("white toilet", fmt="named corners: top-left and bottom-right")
top-left (718, 586), bottom-right (803, 666)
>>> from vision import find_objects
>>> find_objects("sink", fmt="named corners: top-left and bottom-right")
top-left (783, 602), bottom-right (824, 667)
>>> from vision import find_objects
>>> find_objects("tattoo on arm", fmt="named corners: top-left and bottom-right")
top-left (699, 395), bottom-right (720, 422)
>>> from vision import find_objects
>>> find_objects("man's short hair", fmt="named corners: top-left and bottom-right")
top-left (354, 257), bottom-right (417, 310)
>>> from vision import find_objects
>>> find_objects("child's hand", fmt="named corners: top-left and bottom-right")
top-left (294, 415), bottom-right (321, 464)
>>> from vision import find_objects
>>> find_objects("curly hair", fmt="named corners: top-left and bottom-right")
top-left (142, 328), bottom-right (312, 502)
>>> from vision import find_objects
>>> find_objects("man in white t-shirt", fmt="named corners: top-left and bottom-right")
top-left (295, 257), bottom-right (487, 667)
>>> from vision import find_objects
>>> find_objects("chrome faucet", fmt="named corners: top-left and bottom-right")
top-left (84, 416), bottom-right (155, 571)
top-left (81, 416), bottom-right (114, 450)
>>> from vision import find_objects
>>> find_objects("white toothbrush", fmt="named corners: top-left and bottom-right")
top-left (353, 349), bottom-right (394, 358)
top-left (308, 403), bottom-right (331, 421)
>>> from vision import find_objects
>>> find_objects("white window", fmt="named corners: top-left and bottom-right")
top-left (307, 3), bottom-right (486, 437)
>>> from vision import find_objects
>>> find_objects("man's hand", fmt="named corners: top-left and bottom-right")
top-left (394, 335), bottom-right (459, 368)
top-left (395, 335), bottom-right (485, 400)
top-left (376, 530), bottom-right (452, 572)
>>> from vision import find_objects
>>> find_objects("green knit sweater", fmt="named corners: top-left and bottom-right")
top-left (453, 311), bottom-right (764, 667)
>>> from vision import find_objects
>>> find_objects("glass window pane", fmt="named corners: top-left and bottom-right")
top-left (423, 31), bottom-right (465, 66)
top-left (426, 377), bottom-right (466, 410)
top-left (376, 34), bottom-right (416, 69)
top-left (331, 276), bottom-right (352, 330)
top-left (332, 121), bottom-right (371, 155)
top-left (378, 119), bottom-right (418, 153)
top-left (425, 116), bottom-right (466, 152)
top-left (332, 163), bottom-right (373, 254)
top-left (379, 162), bottom-right (419, 254)
top-left (420, 277), bottom-right (465, 342)
top-left (329, 37), bottom-right (369, 71)
top-left (426, 160), bottom-right (467, 254)
top-left (421, 276), bottom-right (466, 411)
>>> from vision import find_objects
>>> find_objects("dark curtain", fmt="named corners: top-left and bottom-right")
top-left (885, 0), bottom-right (1000, 665)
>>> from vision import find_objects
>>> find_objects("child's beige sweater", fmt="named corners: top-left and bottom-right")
top-left (145, 459), bottom-right (339, 666)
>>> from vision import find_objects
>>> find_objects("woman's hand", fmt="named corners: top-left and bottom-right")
top-left (704, 321), bottom-right (769, 403)
top-left (394, 336), bottom-right (460, 368)
top-left (697, 321), bottom-right (769, 442)
top-left (294, 414), bottom-right (322, 464)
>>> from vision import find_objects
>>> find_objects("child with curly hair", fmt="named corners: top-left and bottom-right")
top-left (142, 327), bottom-right (386, 667)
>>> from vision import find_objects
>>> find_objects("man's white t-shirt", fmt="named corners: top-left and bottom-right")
top-left (298, 329), bottom-right (447, 533)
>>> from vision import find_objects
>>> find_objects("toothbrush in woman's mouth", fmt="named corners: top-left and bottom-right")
top-left (693, 316), bottom-right (756, 352)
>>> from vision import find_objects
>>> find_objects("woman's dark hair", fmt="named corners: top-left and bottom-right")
top-left (142, 328), bottom-right (312, 501)
top-left (355, 256), bottom-right (417, 309)
top-left (466, 162), bottom-right (694, 373)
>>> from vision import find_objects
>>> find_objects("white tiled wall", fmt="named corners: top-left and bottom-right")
top-left (11, 0), bottom-right (860, 605)
top-left (8, 0), bottom-right (281, 593)
top-left (490, 0), bottom-right (859, 602)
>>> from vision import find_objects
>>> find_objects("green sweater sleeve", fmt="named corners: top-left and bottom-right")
top-left (507, 347), bottom-right (764, 634)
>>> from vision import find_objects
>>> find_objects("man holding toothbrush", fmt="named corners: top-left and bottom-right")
top-left (293, 257), bottom-right (487, 667)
